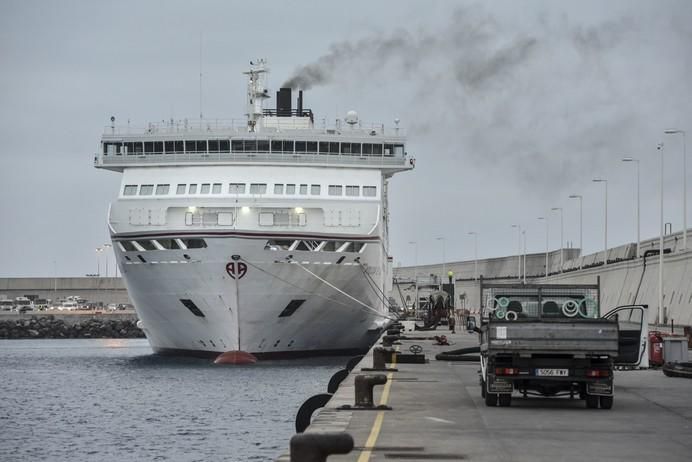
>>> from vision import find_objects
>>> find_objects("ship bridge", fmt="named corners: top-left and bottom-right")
top-left (95, 83), bottom-right (413, 176)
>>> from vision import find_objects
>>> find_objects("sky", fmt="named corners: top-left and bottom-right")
top-left (0, 0), bottom-right (691, 277)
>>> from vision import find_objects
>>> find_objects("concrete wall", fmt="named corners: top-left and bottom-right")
top-left (0, 277), bottom-right (131, 305)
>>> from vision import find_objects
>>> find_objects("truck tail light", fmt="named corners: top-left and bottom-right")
top-left (586, 369), bottom-right (610, 378)
top-left (495, 367), bottom-right (520, 376)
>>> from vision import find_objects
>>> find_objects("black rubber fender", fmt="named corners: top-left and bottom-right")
top-left (345, 355), bottom-right (364, 372)
top-left (295, 393), bottom-right (333, 433)
top-left (662, 361), bottom-right (692, 379)
top-left (327, 368), bottom-right (350, 393)
top-left (435, 346), bottom-right (481, 361)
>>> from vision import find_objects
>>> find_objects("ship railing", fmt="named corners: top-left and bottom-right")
top-left (95, 151), bottom-right (411, 167)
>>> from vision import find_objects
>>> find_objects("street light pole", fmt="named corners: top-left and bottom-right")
top-left (103, 243), bottom-right (112, 277)
top-left (568, 195), bottom-right (583, 267)
top-left (95, 247), bottom-right (103, 277)
top-left (435, 237), bottom-right (446, 289)
top-left (551, 207), bottom-right (563, 272)
top-left (537, 217), bottom-right (548, 276)
top-left (657, 143), bottom-right (665, 324)
top-left (522, 230), bottom-right (527, 284)
top-left (621, 158), bottom-right (640, 257)
top-left (664, 129), bottom-right (687, 252)
top-left (468, 232), bottom-right (478, 280)
top-left (592, 178), bottom-right (608, 265)
top-left (511, 224), bottom-right (521, 281)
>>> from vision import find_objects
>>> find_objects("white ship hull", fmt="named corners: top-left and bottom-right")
top-left (115, 233), bottom-right (388, 357)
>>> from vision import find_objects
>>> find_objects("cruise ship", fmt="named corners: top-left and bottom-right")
top-left (94, 60), bottom-right (413, 358)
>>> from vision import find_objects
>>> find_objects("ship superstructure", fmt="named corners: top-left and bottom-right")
top-left (95, 60), bottom-right (413, 357)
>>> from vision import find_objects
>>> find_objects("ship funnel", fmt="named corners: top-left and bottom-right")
top-left (277, 88), bottom-right (292, 116)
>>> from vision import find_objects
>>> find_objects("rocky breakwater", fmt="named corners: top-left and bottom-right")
top-left (0, 315), bottom-right (145, 339)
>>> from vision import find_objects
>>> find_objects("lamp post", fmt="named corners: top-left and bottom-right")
top-left (664, 129), bottom-right (687, 252)
top-left (592, 178), bottom-right (608, 265)
top-left (511, 224), bottom-right (521, 281)
top-left (522, 230), bottom-right (527, 283)
top-left (408, 241), bottom-right (418, 311)
top-left (468, 232), bottom-right (478, 280)
top-left (103, 243), bottom-right (112, 277)
top-left (551, 207), bottom-right (563, 272)
top-left (435, 237), bottom-right (446, 288)
top-left (95, 247), bottom-right (103, 277)
top-left (568, 195), bottom-right (583, 268)
top-left (657, 143), bottom-right (665, 324)
top-left (621, 158), bottom-right (641, 257)
top-left (537, 217), bottom-right (548, 276)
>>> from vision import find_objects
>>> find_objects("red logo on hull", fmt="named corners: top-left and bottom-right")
top-left (226, 262), bottom-right (247, 279)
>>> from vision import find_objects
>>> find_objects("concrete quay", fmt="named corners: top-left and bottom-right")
top-left (279, 331), bottom-right (692, 461)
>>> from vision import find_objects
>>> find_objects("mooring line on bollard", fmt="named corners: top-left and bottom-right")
top-left (357, 350), bottom-right (398, 462)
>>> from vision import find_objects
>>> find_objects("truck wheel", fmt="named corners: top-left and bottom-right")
top-left (585, 394), bottom-right (599, 409)
top-left (599, 395), bottom-right (613, 409)
top-left (498, 394), bottom-right (512, 407)
top-left (485, 392), bottom-right (497, 407)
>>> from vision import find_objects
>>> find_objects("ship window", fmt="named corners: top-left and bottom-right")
top-left (311, 184), bottom-right (321, 195)
top-left (363, 186), bottom-right (377, 197)
top-left (351, 143), bottom-right (361, 155)
top-left (208, 140), bottom-right (219, 152)
top-left (165, 141), bottom-right (175, 153)
top-left (229, 183), bottom-right (246, 194)
top-left (180, 299), bottom-right (205, 318)
top-left (174, 140), bottom-right (184, 153)
top-left (201, 183), bottom-right (211, 194)
top-left (189, 184), bottom-right (198, 194)
top-left (274, 184), bottom-right (284, 194)
top-left (140, 185), bottom-right (154, 195)
top-left (299, 184), bottom-right (308, 195)
top-left (218, 212), bottom-right (233, 226)
top-left (319, 142), bottom-right (329, 154)
top-left (384, 144), bottom-right (394, 156)
top-left (181, 238), bottom-right (207, 249)
top-left (345, 185), bottom-right (359, 196)
top-left (153, 141), bottom-right (163, 153)
top-left (219, 140), bottom-right (230, 152)
top-left (155, 239), bottom-right (181, 250)
top-left (243, 139), bottom-right (257, 152)
top-left (176, 184), bottom-right (186, 194)
top-left (137, 255), bottom-right (147, 263)
top-left (278, 299), bottom-right (305, 318)
top-left (185, 140), bottom-right (195, 152)
top-left (329, 142), bottom-right (339, 154)
top-left (286, 184), bottom-right (296, 194)
top-left (352, 242), bottom-right (366, 253)
top-left (257, 140), bottom-right (269, 152)
top-left (137, 240), bottom-right (157, 251)
top-left (271, 140), bottom-right (282, 152)
top-left (196, 140), bottom-right (207, 152)
top-left (295, 141), bottom-right (306, 152)
top-left (283, 140), bottom-right (294, 153)
top-left (394, 144), bottom-right (404, 156)
top-left (372, 143), bottom-right (382, 155)
top-left (306, 141), bottom-right (317, 153)
top-left (155, 184), bottom-right (170, 195)
top-left (123, 185), bottom-right (138, 196)
top-left (250, 183), bottom-right (267, 194)
top-left (362, 143), bottom-right (372, 155)
top-left (340, 143), bottom-right (351, 154)
top-left (328, 185), bottom-right (343, 196)
top-left (144, 141), bottom-right (154, 153)
top-left (212, 183), bottom-right (222, 194)
top-left (231, 140), bottom-right (244, 152)
top-left (119, 241), bottom-right (137, 252)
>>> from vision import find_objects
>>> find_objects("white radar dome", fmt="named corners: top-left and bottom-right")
top-left (345, 110), bottom-right (359, 125)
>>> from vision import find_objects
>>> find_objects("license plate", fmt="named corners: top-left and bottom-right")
top-left (535, 368), bottom-right (568, 376)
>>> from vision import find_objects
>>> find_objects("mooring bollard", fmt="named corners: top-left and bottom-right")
top-left (381, 334), bottom-right (400, 347)
top-left (348, 374), bottom-right (391, 410)
top-left (361, 347), bottom-right (398, 372)
top-left (289, 432), bottom-right (354, 462)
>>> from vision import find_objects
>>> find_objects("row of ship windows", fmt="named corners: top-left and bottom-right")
top-left (123, 183), bottom-right (377, 197)
top-left (116, 238), bottom-right (365, 253)
top-left (104, 140), bottom-right (404, 156)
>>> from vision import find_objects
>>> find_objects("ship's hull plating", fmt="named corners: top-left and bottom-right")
top-left (116, 235), bottom-right (388, 357)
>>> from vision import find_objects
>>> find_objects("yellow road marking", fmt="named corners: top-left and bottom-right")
top-left (357, 348), bottom-right (398, 462)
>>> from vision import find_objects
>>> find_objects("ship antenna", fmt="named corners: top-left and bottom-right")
top-left (243, 59), bottom-right (270, 132)
top-left (199, 33), bottom-right (203, 121)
